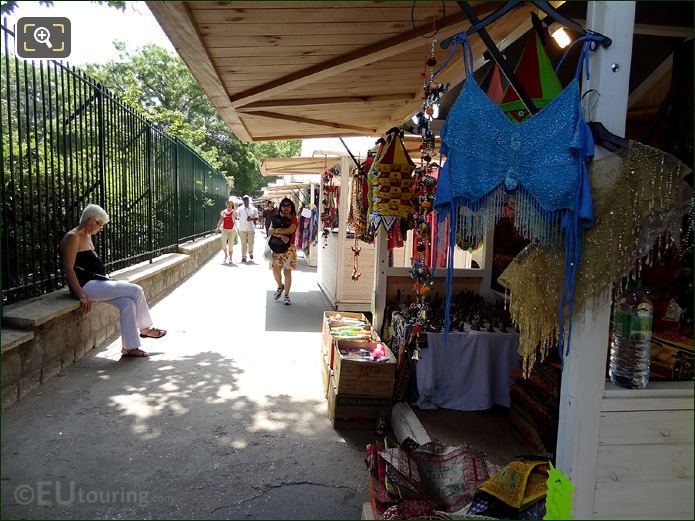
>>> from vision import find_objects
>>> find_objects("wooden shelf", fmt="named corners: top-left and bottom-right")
top-left (385, 267), bottom-right (485, 278)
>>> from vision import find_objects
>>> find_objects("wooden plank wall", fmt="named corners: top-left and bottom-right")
top-left (593, 392), bottom-right (694, 519)
top-left (385, 275), bottom-right (480, 306)
top-left (339, 239), bottom-right (376, 304)
top-left (318, 231), bottom-right (339, 305)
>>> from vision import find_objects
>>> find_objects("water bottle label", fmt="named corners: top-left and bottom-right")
top-left (612, 309), bottom-right (631, 339)
top-left (630, 304), bottom-right (653, 342)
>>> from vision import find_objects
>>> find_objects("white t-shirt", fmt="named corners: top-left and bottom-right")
top-left (236, 205), bottom-right (259, 232)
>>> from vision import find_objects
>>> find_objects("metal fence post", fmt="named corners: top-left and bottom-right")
top-left (174, 137), bottom-right (180, 245)
top-left (146, 122), bottom-right (153, 263)
top-left (96, 82), bottom-right (107, 259)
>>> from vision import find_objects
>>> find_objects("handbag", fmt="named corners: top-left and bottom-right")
top-left (263, 238), bottom-right (273, 261)
top-left (268, 215), bottom-right (292, 253)
top-left (268, 235), bottom-right (291, 254)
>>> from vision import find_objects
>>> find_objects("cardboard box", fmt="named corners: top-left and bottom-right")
top-left (320, 351), bottom-right (332, 398)
top-left (327, 375), bottom-right (391, 431)
top-left (332, 340), bottom-right (396, 398)
top-left (321, 311), bottom-right (377, 368)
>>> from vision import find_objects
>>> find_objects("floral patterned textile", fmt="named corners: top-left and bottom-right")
top-left (271, 245), bottom-right (297, 271)
top-left (379, 440), bottom-right (499, 513)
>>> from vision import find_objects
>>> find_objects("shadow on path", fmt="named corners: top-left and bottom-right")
top-left (2, 234), bottom-right (369, 520)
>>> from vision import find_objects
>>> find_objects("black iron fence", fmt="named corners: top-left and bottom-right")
top-left (1, 21), bottom-right (229, 304)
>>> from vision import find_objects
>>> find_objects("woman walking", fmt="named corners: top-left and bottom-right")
top-left (269, 197), bottom-right (298, 305)
top-left (216, 197), bottom-right (238, 264)
top-left (60, 204), bottom-right (166, 357)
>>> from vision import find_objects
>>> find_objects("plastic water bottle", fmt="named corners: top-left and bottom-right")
top-left (609, 286), bottom-right (654, 389)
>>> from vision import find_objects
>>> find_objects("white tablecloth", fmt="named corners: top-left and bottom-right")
top-left (416, 330), bottom-right (520, 411)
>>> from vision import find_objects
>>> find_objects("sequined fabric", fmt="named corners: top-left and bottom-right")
top-left (434, 72), bottom-right (594, 344)
top-left (435, 77), bottom-right (593, 245)
top-left (499, 142), bottom-right (692, 375)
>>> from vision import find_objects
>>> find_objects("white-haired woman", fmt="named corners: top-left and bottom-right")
top-left (60, 204), bottom-right (166, 357)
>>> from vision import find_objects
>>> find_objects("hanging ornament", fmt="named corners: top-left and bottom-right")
top-left (369, 129), bottom-right (416, 232)
top-left (351, 243), bottom-right (362, 281)
top-left (320, 166), bottom-right (338, 247)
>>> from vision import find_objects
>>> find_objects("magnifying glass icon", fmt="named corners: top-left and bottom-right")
top-left (33, 26), bottom-right (53, 49)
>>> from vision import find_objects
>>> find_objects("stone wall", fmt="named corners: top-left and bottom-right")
top-left (1, 235), bottom-right (220, 409)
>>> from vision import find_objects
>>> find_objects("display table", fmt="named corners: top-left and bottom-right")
top-left (416, 330), bottom-right (520, 411)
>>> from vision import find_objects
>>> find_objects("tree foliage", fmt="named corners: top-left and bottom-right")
top-left (84, 43), bottom-right (300, 196)
top-left (1, 1), bottom-right (126, 15)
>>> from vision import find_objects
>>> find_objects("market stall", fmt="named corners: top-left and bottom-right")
top-left (318, 156), bottom-right (376, 311)
top-left (261, 158), bottom-right (329, 267)
top-left (260, 155), bottom-right (376, 304)
top-left (150, 2), bottom-right (694, 519)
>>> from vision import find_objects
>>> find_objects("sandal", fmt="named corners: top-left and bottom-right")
top-left (139, 327), bottom-right (167, 339)
top-left (121, 347), bottom-right (150, 357)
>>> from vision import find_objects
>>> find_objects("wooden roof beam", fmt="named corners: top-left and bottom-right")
top-left (250, 111), bottom-right (378, 135)
top-left (261, 158), bottom-right (338, 169)
top-left (255, 132), bottom-right (377, 141)
top-left (237, 93), bottom-right (418, 111)
top-left (229, 3), bottom-right (499, 108)
top-left (575, 20), bottom-right (694, 38)
top-left (147, 1), bottom-right (252, 142)
top-left (382, 3), bottom-right (548, 132)
top-left (628, 53), bottom-right (673, 109)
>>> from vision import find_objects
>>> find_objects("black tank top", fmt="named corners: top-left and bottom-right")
top-left (73, 250), bottom-right (108, 290)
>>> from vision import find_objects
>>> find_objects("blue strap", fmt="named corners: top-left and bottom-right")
top-left (431, 217), bottom-right (439, 278)
top-left (555, 31), bottom-right (605, 81)
top-left (557, 130), bottom-right (594, 364)
top-left (434, 33), bottom-right (474, 79)
top-left (429, 155), bottom-right (445, 279)
top-left (442, 204), bottom-right (457, 341)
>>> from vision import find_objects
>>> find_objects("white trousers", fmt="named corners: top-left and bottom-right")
top-left (82, 280), bottom-right (153, 349)
top-left (239, 230), bottom-right (255, 259)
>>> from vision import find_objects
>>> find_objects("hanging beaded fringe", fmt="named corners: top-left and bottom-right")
top-left (451, 184), bottom-right (564, 249)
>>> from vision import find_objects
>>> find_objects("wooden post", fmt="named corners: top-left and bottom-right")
top-left (372, 229), bottom-right (389, 332)
top-left (307, 181), bottom-right (318, 267)
top-left (555, 2), bottom-right (635, 519)
top-left (317, 176), bottom-right (325, 286)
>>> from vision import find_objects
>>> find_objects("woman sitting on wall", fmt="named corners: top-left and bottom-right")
top-left (60, 204), bottom-right (166, 358)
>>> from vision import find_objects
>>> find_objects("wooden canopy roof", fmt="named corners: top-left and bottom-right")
top-left (260, 156), bottom-right (340, 177)
top-left (266, 183), bottom-right (312, 191)
top-left (147, 1), bottom-right (542, 143)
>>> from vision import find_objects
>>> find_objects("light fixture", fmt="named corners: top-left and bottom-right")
top-left (548, 22), bottom-right (571, 48)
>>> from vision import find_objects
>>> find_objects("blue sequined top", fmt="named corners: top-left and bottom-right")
top-left (436, 76), bottom-right (593, 223)
top-left (432, 32), bottom-right (604, 360)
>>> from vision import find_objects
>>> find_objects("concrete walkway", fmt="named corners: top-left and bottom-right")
top-left (1, 233), bottom-right (371, 519)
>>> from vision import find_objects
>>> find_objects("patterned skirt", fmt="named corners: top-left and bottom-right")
top-left (272, 244), bottom-right (297, 271)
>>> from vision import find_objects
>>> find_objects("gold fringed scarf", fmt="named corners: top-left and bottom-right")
top-left (499, 141), bottom-right (692, 375)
